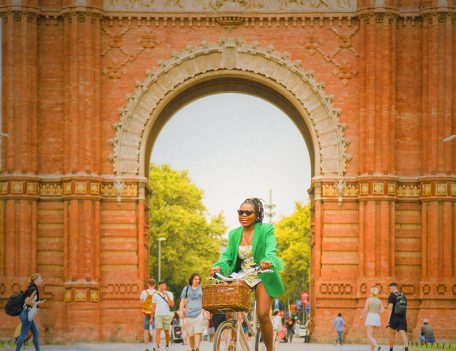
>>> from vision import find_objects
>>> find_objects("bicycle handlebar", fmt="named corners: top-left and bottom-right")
top-left (209, 266), bottom-right (273, 282)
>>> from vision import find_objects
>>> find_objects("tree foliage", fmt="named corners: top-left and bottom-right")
top-left (275, 202), bottom-right (311, 302)
top-left (148, 164), bottom-right (227, 301)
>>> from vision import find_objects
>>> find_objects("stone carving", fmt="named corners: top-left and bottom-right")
top-left (104, 0), bottom-right (356, 12)
top-left (436, 183), bottom-right (447, 195)
top-left (397, 184), bottom-right (421, 197)
top-left (372, 182), bottom-right (384, 195)
top-left (111, 38), bottom-right (350, 177)
top-left (320, 283), bottom-right (353, 295)
top-left (12, 182), bottom-right (23, 194)
top-left (39, 183), bottom-right (63, 196)
top-left (343, 183), bottom-right (358, 197)
top-left (0, 182), bottom-right (7, 194)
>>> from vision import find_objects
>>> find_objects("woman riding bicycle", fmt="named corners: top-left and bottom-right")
top-left (210, 198), bottom-right (284, 351)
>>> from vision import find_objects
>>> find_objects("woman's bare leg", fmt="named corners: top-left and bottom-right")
top-left (256, 283), bottom-right (273, 351)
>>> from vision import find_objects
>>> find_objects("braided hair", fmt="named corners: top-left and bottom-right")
top-left (241, 198), bottom-right (264, 223)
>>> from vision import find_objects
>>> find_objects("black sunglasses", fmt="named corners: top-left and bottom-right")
top-left (237, 210), bottom-right (256, 216)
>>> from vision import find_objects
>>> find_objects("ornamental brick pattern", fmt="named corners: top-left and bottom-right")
top-left (0, 0), bottom-right (455, 343)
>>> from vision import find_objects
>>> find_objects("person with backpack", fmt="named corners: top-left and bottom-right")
top-left (386, 282), bottom-right (408, 351)
top-left (150, 280), bottom-right (174, 351)
top-left (179, 273), bottom-right (204, 351)
top-left (14, 273), bottom-right (46, 351)
top-left (140, 279), bottom-right (157, 351)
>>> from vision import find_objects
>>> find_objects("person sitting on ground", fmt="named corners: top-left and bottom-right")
top-left (419, 319), bottom-right (435, 344)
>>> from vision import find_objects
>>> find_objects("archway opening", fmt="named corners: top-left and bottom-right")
top-left (147, 88), bottom-right (313, 319)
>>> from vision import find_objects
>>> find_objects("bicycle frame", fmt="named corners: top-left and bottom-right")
top-left (210, 267), bottom-right (272, 351)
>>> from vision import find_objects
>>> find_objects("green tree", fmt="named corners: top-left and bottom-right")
top-left (275, 202), bottom-right (311, 303)
top-left (149, 164), bottom-right (227, 301)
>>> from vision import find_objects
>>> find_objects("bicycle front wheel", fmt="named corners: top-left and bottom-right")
top-left (213, 319), bottom-right (237, 351)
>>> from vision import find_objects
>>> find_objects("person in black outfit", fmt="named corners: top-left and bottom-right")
top-left (15, 273), bottom-right (46, 351)
top-left (387, 282), bottom-right (408, 351)
top-left (286, 316), bottom-right (295, 343)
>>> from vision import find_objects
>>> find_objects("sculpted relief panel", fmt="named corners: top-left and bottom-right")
top-left (104, 0), bottom-right (356, 12)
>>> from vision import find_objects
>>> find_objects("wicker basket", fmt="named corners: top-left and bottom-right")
top-left (202, 282), bottom-right (252, 313)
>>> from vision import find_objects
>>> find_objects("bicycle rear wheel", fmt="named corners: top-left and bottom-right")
top-left (213, 319), bottom-right (237, 351)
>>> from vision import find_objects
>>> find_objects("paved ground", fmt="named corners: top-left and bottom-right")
top-left (0, 339), bottom-right (399, 351)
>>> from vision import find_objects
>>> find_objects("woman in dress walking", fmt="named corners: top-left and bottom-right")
top-left (360, 287), bottom-right (384, 351)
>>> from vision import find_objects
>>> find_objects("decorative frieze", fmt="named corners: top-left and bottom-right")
top-left (103, 0), bottom-right (357, 13)
top-left (0, 179), bottom-right (139, 198)
top-left (318, 180), bottom-right (455, 200)
top-left (64, 287), bottom-right (100, 303)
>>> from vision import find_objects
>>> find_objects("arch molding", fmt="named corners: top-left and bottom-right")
top-left (110, 38), bottom-right (350, 178)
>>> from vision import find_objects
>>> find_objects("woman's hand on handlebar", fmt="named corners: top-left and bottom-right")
top-left (260, 261), bottom-right (272, 270)
top-left (210, 266), bottom-right (221, 276)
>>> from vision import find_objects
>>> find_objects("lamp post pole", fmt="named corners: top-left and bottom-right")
top-left (158, 237), bottom-right (166, 281)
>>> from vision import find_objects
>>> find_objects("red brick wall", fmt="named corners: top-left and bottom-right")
top-left (1, 0), bottom-right (455, 343)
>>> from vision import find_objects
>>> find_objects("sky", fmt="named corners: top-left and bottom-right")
top-left (150, 93), bottom-right (311, 230)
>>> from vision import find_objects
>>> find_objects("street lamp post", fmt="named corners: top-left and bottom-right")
top-left (157, 237), bottom-right (166, 281)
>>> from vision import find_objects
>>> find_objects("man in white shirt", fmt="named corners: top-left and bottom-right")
top-left (140, 279), bottom-right (156, 351)
top-left (150, 280), bottom-right (174, 351)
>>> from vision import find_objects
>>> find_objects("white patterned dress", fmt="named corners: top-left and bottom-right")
top-left (238, 245), bottom-right (261, 288)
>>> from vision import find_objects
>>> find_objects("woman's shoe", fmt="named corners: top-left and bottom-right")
top-left (376, 346), bottom-right (381, 351)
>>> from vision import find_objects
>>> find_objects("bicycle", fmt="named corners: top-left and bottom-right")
top-left (207, 266), bottom-right (272, 351)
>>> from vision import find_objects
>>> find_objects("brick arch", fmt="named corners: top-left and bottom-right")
top-left (111, 38), bottom-right (350, 178)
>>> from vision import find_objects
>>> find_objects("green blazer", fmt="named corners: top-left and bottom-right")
top-left (214, 223), bottom-right (285, 298)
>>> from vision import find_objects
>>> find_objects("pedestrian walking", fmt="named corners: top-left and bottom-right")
top-left (210, 197), bottom-right (285, 351)
top-left (360, 287), bottom-right (384, 351)
top-left (150, 280), bottom-right (175, 351)
top-left (303, 317), bottom-right (311, 343)
top-left (285, 316), bottom-right (295, 343)
top-left (140, 279), bottom-right (157, 351)
top-left (333, 313), bottom-right (344, 346)
top-left (179, 273), bottom-right (204, 351)
top-left (15, 273), bottom-right (46, 351)
top-left (419, 319), bottom-right (435, 344)
top-left (272, 310), bottom-right (282, 348)
top-left (386, 282), bottom-right (409, 351)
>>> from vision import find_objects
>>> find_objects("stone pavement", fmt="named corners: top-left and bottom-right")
top-left (0, 339), bottom-right (401, 351)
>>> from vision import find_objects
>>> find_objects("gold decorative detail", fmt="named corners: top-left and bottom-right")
top-left (101, 183), bottom-right (116, 196)
top-left (26, 182), bottom-right (37, 195)
top-left (451, 184), bottom-right (456, 196)
top-left (397, 184), bottom-right (420, 197)
top-left (360, 183), bottom-right (369, 195)
top-left (64, 289), bottom-right (72, 302)
top-left (373, 183), bottom-right (384, 195)
top-left (39, 183), bottom-right (63, 196)
top-left (90, 183), bottom-right (100, 195)
top-left (12, 182), bottom-right (23, 194)
top-left (322, 184), bottom-right (337, 197)
top-left (436, 183), bottom-right (447, 195)
top-left (0, 182), bottom-right (7, 194)
top-left (75, 290), bottom-right (87, 302)
top-left (123, 184), bottom-right (137, 196)
top-left (90, 290), bottom-right (99, 302)
top-left (64, 182), bottom-right (72, 195)
top-left (343, 183), bottom-right (358, 197)
top-left (388, 183), bottom-right (396, 196)
top-left (422, 183), bottom-right (432, 196)
top-left (75, 182), bottom-right (87, 194)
